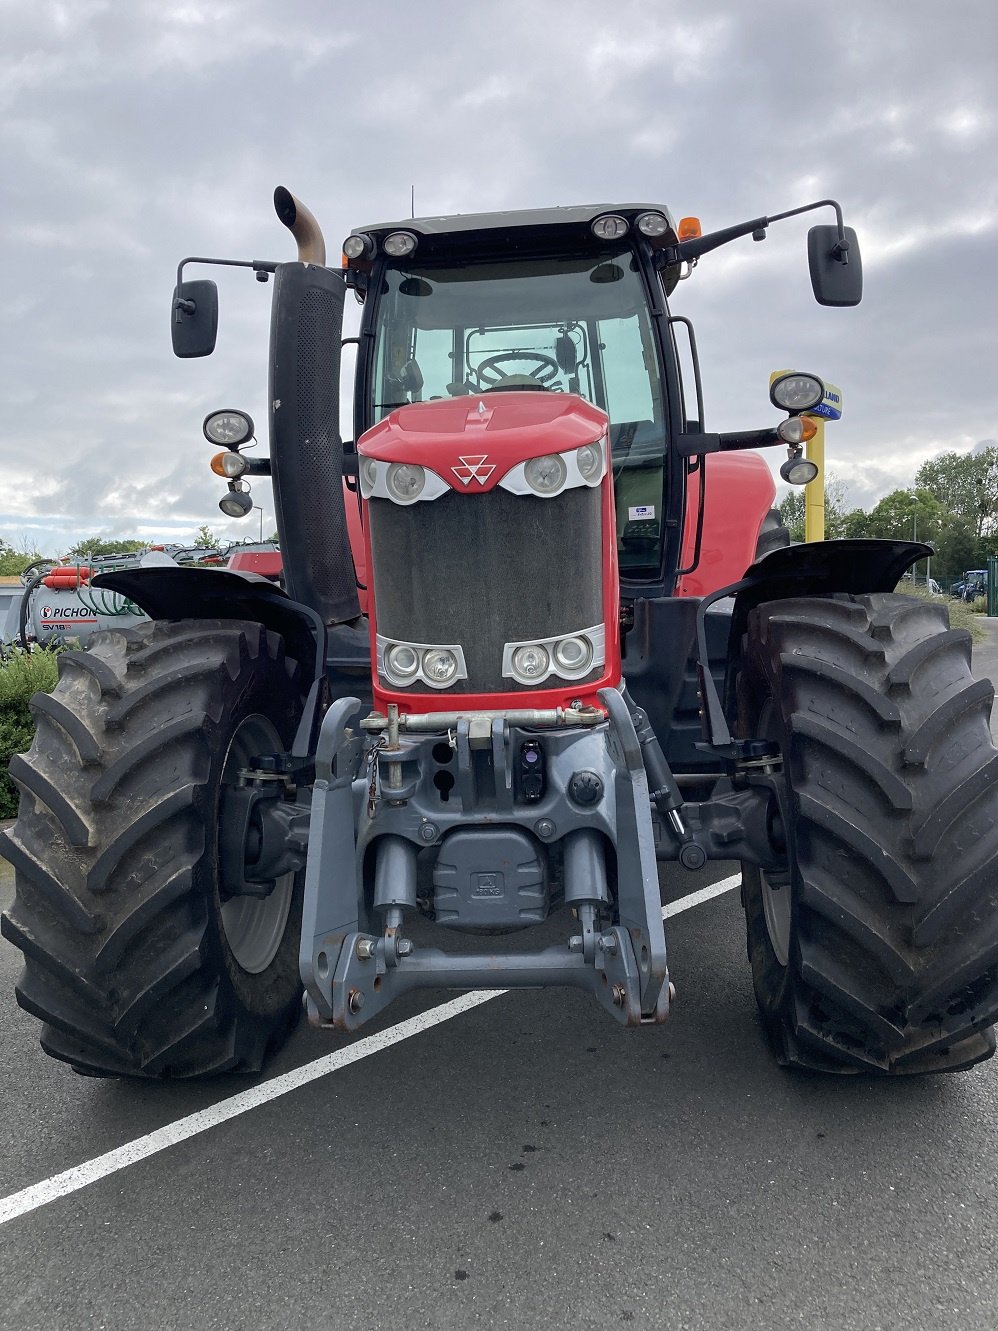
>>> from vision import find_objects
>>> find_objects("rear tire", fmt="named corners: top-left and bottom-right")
top-left (0, 619), bottom-right (308, 1078)
top-left (737, 593), bottom-right (998, 1074)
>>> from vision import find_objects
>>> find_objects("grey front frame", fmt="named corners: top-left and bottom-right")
top-left (300, 690), bottom-right (670, 1031)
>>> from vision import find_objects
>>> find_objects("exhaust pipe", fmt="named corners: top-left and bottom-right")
top-left (274, 186), bottom-right (326, 265)
top-left (268, 188), bottom-right (360, 626)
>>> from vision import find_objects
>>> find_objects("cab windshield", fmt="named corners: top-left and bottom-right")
top-left (366, 251), bottom-right (668, 572)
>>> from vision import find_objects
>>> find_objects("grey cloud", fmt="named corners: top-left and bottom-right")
top-left (1, 0), bottom-right (995, 552)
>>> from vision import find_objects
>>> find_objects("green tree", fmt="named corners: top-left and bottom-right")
top-left (840, 508), bottom-right (872, 539)
top-left (915, 444), bottom-right (998, 538)
top-left (0, 536), bottom-right (47, 577)
top-left (777, 489), bottom-right (804, 542)
top-left (776, 473), bottom-right (848, 542)
top-left (194, 525), bottom-right (220, 549)
top-left (68, 537), bottom-right (145, 560)
top-left (931, 515), bottom-right (981, 586)
top-left (864, 488), bottom-right (944, 544)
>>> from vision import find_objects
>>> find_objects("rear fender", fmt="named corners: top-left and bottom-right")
top-left (694, 538), bottom-right (932, 754)
top-left (92, 566), bottom-right (327, 754)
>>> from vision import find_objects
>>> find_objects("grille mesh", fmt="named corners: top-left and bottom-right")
top-left (370, 486), bottom-right (603, 694)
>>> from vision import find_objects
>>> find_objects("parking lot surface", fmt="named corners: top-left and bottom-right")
top-left (2, 620), bottom-right (998, 1330)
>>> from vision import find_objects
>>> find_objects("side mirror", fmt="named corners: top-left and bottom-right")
top-left (171, 279), bottom-right (219, 357)
top-left (808, 225), bottom-right (863, 307)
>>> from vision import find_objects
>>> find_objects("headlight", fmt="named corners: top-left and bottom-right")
top-left (553, 636), bottom-right (593, 674)
top-left (770, 373), bottom-right (824, 413)
top-left (386, 462), bottom-right (425, 502)
top-left (503, 625), bottom-right (605, 685)
top-left (592, 214), bottom-right (629, 241)
top-left (376, 636), bottom-right (467, 689)
top-left (423, 648), bottom-right (459, 684)
top-left (362, 458), bottom-right (450, 505)
top-left (342, 232), bottom-right (373, 260)
top-left (511, 644), bottom-right (550, 683)
top-left (635, 211), bottom-right (669, 238)
top-left (384, 643), bottom-right (420, 683)
top-left (219, 486), bottom-right (253, 518)
top-left (524, 454), bottom-right (568, 495)
top-left (576, 442), bottom-right (603, 483)
top-left (204, 410), bottom-right (254, 447)
top-left (360, 457), bottom-right (379, 493)
top-left (383, 231), bottom-right (418, 257)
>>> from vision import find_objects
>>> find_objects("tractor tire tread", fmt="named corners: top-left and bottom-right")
top-left (739, 592), bottom-right (998, 1075)
top-left (1, 618), bottom-right (306, 1079)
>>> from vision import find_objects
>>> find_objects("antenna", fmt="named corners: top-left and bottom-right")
top-left (411, 185), bottom-right (415, 219)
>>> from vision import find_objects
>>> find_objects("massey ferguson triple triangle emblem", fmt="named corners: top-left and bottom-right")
top-left (451, 455), bottom-right (496, 485)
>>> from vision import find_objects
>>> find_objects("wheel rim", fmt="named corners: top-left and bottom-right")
top-left (218, 714), bottom-right (295, 975)
top-left (760, 866), bottom-right (792, 968)
top-left (757, 700), bottom-right (792, 967)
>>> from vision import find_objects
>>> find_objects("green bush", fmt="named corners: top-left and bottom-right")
top-left (0, 648), bottom-right (61, 819)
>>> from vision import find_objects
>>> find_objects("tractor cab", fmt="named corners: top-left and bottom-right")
top-left (343, 206), bottom-right (687, 589)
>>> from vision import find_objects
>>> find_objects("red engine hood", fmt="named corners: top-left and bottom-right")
top-left (357, 391), bottom-right (608, 491)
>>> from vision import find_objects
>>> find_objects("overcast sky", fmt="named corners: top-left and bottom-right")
top-left (2, 0), bottom-right (996, 554)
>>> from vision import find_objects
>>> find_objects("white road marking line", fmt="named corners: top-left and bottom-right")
top-left (0, 873), bottom-right (741, 1227)
top-left (663, 872), bottom-right (740, 918)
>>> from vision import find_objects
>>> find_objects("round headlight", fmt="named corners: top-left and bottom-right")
top-left (383, 231), bottom-right (418, 258)
top-left (553, 636), bottom-right (593, 674)
top-left (360, 457), bottom-right (379, 492)
top-left (204, 410), bottom-right (254, 447)
top-left (770, 373), bottom-right (824, 413)
top-left (219, 488), bottom-right (253, 518)
top-left (384, 643), bottom-right (420, 682)
top-left (576, 443), bottom-right (603, 483)
top-left (386, 462), bottom-right (425, 502)
top-left (636, 211), bottom-right (669, 238)
top-left (524, 454), bottom-right (568, 496)
top-left (511, 644), bottom-right (550, 683)
top-left (780, 455), bottom-right (820, 486)
top-left (423, 648), bottom-right (458, 685)
top-left (342, 233), bottom-right (372, 260)
top-left (592, 215), bottom-right (629, 241)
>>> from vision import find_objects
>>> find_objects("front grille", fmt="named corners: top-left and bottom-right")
top-left (369, 486), bottom-right (603, 694)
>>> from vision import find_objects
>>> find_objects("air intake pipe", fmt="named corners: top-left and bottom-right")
top-left (269, 187), bottom-right (360, 626)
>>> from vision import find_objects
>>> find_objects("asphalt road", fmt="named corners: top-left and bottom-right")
top-left (2, 623), bottom-right (998, 1330)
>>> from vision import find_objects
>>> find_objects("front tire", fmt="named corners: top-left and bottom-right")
top-left (0, 619), bottom-right (308, 1078)
top-left (737, 594), bottom-right (998, 1074)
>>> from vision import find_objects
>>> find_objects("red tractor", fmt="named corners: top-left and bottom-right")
top-left (4, 190), bottom-right (998, 1079)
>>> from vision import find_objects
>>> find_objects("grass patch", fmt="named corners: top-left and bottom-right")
top-left (0, 647), bottom-right (61, 819)
top-left (902, 583), bottom-right (986, 642)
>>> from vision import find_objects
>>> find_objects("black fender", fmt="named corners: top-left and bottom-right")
top-left (92, 566), bottom-right (327, 754)
top-left (694, 538), bottom-right (932, 755)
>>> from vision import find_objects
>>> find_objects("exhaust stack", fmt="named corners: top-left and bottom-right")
top-left (274, 186), bottom-right (326, 265)
top-left (268, 189), bottom-right (359, 627)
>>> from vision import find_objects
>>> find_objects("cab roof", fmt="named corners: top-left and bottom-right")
top-left (354, 203), bottom-right (677, 241)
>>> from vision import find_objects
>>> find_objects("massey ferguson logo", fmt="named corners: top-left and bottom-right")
top-left (451, 455), bottom-right (496, 485)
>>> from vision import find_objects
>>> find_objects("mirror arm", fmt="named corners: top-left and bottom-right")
top-left (678, 428), bottom-right (780, 457)
top-left (173, 256), bottom-right (280, 322)
top-left (666, 199), bottom-right (850, 268)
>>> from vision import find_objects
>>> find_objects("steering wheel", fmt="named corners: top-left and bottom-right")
top-left (472, 352), bottom-right (561, 389)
